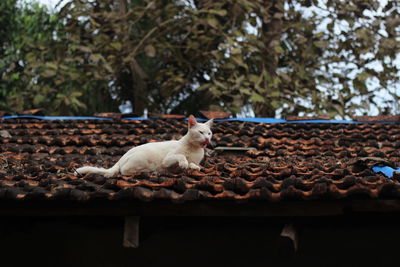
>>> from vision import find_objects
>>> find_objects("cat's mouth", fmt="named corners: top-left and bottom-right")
top-left (202, 138), bottom-right (210, 147)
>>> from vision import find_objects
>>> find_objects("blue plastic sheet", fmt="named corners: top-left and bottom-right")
top-left (184, 117), bottom-right (286, 123)
top-left (218, 118), bottom-right (286, 123)
top-left (173, 117), bottom-right (386, 124)
top-left (372, 166), bottom-right (400, 178)
top-left (285, 119), bottom-right (362, 124)
top-left (119, 117), bottom-right (149, 120)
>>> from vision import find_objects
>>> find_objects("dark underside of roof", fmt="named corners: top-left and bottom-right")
top-left (1, 118), bottom-right (400, 215)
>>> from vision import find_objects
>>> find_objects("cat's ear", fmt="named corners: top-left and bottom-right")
top-left (204, 119), bottom-right (213, 128)
top-left (188, 115), bottom-right (197, 128)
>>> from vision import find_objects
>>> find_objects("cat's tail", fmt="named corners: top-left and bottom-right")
top-left (74, 163), bottom-right (119, 178)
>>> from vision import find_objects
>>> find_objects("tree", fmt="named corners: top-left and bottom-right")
top-left (1, 0), bottom-right (399, 117)
top-left (0, 0), bottom-right (21, 111)
top-left (0, 1), bottom-right (88, 114)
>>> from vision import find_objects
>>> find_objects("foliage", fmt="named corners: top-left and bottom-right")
top-left (0, 0), bottom-right (399, 117)
top-left (0, 1), bottom-right (88, 114)
top-left (283, 0), bottom-right (400, 117)
top-left (0, 0), bottom-right (19, 110)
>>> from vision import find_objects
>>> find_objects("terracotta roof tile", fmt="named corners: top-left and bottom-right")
top-left (94, 113), bottom-right (123, 119)
top-left (0, 118), bottom-right (400, 204)
top-left (18, 109), bottom-right (44, 116)
top-left (285, 115), bottom-right (331, 121)
top-left (159, 114), bottom-right (186, 119)
top-left (354, 115), bottom-right (400, 122)
top-left (200, 111), bottom-right (231, 119)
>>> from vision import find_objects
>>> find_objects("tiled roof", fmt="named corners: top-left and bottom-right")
top-left (0, 117), bottom-right (400, 204)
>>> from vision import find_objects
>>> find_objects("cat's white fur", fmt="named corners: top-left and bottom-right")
top-left (75, 115), bottom-right (213, 177)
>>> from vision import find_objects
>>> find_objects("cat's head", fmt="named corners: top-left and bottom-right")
top-left (187, 115), bottom-right (213, 148)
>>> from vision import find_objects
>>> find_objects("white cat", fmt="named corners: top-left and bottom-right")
top-left (75, 115), bottom-right (213, 177)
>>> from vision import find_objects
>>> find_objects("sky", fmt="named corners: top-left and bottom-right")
top-left (36, 0), bottom-right (64, 10)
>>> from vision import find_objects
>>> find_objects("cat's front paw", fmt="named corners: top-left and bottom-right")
top-left (178, 159), bottom-right (189, 169)
top-left (189, 163), bottom-right (201, 171)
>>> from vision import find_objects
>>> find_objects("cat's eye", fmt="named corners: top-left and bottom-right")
top-left (199, 131), bottom-right (204, 134)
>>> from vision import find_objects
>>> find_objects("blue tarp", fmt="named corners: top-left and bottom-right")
top-left (372, 166), bottom-right (400, 178)
top-left (214, 118), bottom-right (286, 123)
top-left (0, 115), bottom-right (398, 124)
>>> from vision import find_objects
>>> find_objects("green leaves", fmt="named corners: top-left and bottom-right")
top-left (352, 72), bottom-right (371, 94)
top-left (313, 40), bottom-right (328, 48)
top-left (109, 42), bottom-right (122, 51)
top-left (209, 9), bottom-right (227, 16)
top-left (33, 94), bottom-right (46, 106)
top-left (55, 91), bottom-right (87, 113)
top-left (144, 44), bottom-right (156, 57)
top-left (207, 16), bottom-right (219, 28)
top-left (41, 69), bottom-right (57, 78)
top-left (0, 0), bottom-right (398, 118)
top-left (250, 93), bottom-right (265, 103)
